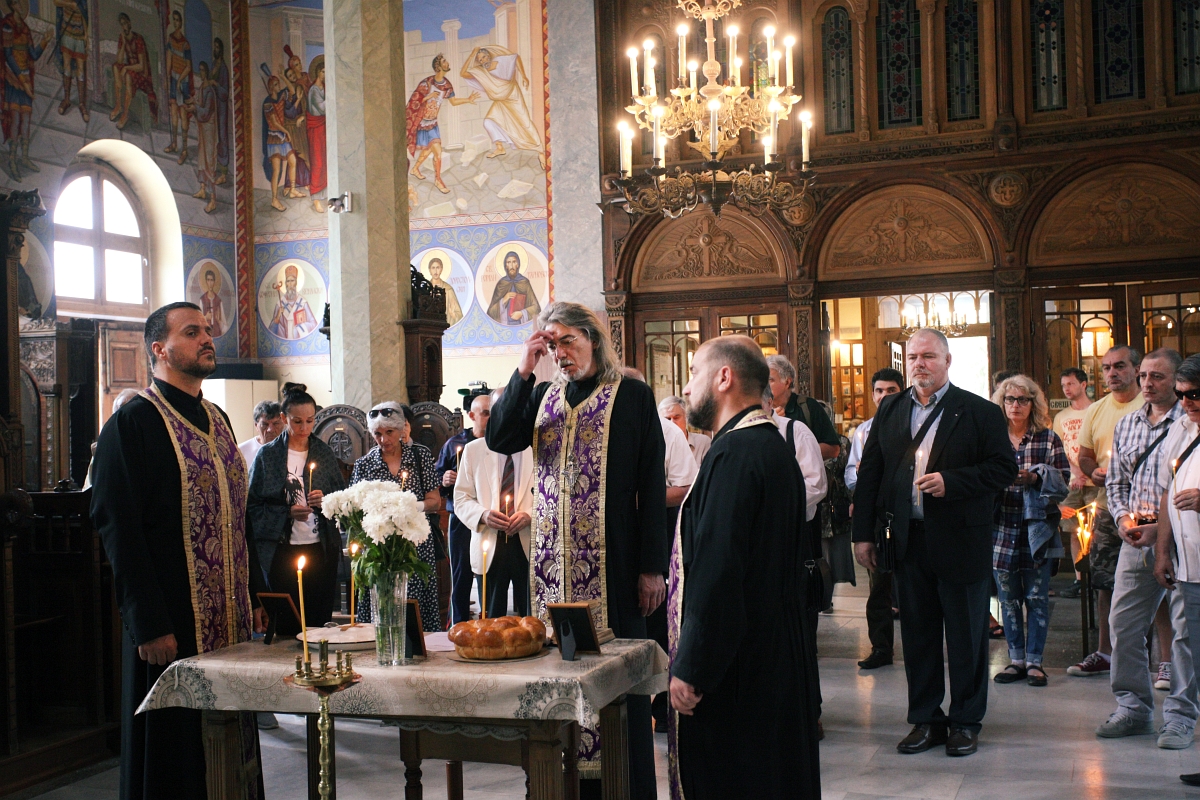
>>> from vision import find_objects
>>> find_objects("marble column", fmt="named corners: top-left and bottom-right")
top-left (325, 0), bottom-right (411, 407)
top-left (546, 0), bottom-right (604, 311)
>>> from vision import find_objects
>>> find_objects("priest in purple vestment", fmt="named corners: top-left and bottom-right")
top-left (487, 301), bottom-right (668, 800)
top-left (91, 302), bottom-right (268, 800)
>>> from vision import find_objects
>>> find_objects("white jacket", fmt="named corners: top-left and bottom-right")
top-left (453, 437), bottom-right (535, 575)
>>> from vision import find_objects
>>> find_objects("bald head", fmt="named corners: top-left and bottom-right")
top-left (468, 393), bottom-right (491, 436)
top-left (621, 366), bottom-right (647, 382)
top-left (701, 336), bottom-right (770, 395)
top-left (684, 335), bottom-right (769, 431)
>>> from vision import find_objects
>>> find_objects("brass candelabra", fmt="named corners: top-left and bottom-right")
top-left (286, 639), bottom-right (360, 800)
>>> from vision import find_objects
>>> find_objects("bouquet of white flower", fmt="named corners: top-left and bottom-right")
top-left (322, 481), bottom-right (432, 586)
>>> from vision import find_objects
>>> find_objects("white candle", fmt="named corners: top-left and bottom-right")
top-left (734, 57), bottom-right (743, 86)
top-left (644, 39), bottom-right (655, 96)
top-left (800, 109), bottom-right (813, 164)
top-left (657, 135), bottom-right (667, 164)
top-left (784, 36), bottom-right (795, 87)
top-left (762, 136), bottom-right (773, 166)
top-left (628, 47), bottom-right (640, 97)
top-left (677, 24), bottom-right (688, 84)
top-left (727, 25), bottom-right (738, 84)
top-left (764, 26), bottom-right (775, 80)
top-left (618, 121), bottom-right (632, 174)
top-left (481, 538), bottom-right (489, 619)
top-left (772, 50), bottom-right (782, 87)
top-left (689, 60), bottom-right (698, 91)
top-left (708, 99), bottom-right (720, 154)
top-left (652, 105), bottom-right (664, 162)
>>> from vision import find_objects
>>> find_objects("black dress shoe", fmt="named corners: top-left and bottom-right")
top-left (946, 726), bottom-right (978, 756)
top-left (897, 723), bottom-right (948, 754)
top-left (858, 649), bottom-right (894, 669)
top-left (1181, 773), bottom-right (1200, 786)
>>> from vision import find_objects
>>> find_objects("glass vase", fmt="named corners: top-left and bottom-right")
top-left (370, 571), bottom-right (409, 666)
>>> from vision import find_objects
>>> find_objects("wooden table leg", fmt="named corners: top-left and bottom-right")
top-left (599, 697), bottom-right (630, 800)
top-left (562, 721), bottom-right (580, 800)
top-left (526, 720), bottom-right (566, 800)
top-left (445, 761), bottom-right (463, 800)
top-left (399, 728), bottom-right (423, 800)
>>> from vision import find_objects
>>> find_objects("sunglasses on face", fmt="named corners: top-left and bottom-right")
top-left (1176, 388), bottom-right (1200, 401)
top-left (368, 408), bottom-right (401, 419)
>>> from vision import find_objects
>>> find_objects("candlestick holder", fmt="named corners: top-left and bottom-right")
top-left (286, 639), bottom-right (360, 800)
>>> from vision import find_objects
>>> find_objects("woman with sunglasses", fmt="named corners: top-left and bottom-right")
top-left (990, 374), bottom-right (1071, 687)
top-left (349, 401), bottom-right (442, 632)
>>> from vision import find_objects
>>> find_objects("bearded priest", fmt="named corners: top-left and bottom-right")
top-left (91, 302), bottom-right (268, 800)
top-left (667, 336), bottom-right (821, 799)
top-left (487, 301), bottom-right (668, 799)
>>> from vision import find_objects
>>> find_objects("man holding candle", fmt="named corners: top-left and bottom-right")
top-left (1070, 345), bottom-right (1145, 678)
top-left (436, 390), bottom-right (492, 624)
top-left (454, 387), bottom-right (535, 618)
top-left (852, 328), bottom-right (1016, 756)
top-left (92, 302), bottom-right (269, 800)
top-left (488, 301), bottom-right (667, 799)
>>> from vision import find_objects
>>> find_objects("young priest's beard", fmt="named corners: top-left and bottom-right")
top-left (687, 386), bottom-right (717, 432)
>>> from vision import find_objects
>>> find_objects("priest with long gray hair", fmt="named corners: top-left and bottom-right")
top-left (487, 301), bottom-right (668, 799)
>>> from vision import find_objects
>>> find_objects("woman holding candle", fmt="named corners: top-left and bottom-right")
top-left (350, 401), bottom-right (443, 632)
top-left (989, 375), bottom-right (1070, 687)
top-left (247, 383), bottom-right (347, 634)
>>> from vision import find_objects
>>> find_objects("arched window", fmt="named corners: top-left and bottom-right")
top-left (750, 17), bottom-right (774, 98)
top-left (1174, 0), bottom-right (1200, 94)
top-left (1093, 0), bottom-right (1145, 103)
top-left (945, 0), bottom-right (981, 120)
top-left (53, 169), bottom-right (149, 316)
top-left (876, 0), bottom-right (923, 127)
top-left (823, 8), bottom-right (856, 133)
top-left (1031, 0), bottom-right (1068, 110)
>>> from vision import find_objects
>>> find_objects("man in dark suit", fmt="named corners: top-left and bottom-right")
top-left (852, 328), bottom-right (1017, 757)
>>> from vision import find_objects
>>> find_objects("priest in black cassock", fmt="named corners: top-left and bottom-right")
top-left (668, 335), bottom-right (821, 799)
top-left (488, 300), bottom-right (667, 800)
top-left (91, 302), bottom-right (267, 800)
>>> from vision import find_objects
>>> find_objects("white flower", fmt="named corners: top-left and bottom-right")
top-left (323, 480), bottom-right (400, 522)
top-left (360, 490), bottom-right (430, 546)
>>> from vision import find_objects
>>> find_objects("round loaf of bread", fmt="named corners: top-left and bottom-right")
top-left (447, 616), bottom-right (547, 660)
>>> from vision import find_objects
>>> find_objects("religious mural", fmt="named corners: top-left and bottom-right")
top-left (184, 254), bottom-right (236, 356)
top-left (254, 240), bottom-right (329, 360)
top-left (405, 0), bottom-right (553, 352)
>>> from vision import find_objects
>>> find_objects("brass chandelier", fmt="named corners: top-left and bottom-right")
top-left (614, 0), bottom-right (816, 219)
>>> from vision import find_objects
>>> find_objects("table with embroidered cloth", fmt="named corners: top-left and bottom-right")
top-left (139, 636), bottom-right (668, 800)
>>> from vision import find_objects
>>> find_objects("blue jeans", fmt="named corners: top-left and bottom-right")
top-left (994, 560), bottom-right (1053, 667)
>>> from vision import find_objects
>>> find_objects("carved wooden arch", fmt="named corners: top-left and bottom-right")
top-left (1027, 162), bottom-right (1200, 267)
top-left (816, 182), bottom-right (997, 281)
top-left (629, 205), bottom-right (796, 293)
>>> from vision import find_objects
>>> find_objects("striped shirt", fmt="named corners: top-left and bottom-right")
top-left (1106, 401), bottom-right (1183, 523)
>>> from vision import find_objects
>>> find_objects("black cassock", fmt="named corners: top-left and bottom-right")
top-left (488, 368), bottom-right (667, 800)
top-left (674, 407), bottom-right (821, 799)
top-left (91, 379), bottom-right (265, 800)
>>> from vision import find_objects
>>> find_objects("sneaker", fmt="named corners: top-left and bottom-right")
top-left (1158, 720), bottom-right (1195, 750)
top-left (1059, 579), bottom-right (1083, 599)
top-left (257, 712), bottom-right (279, 730)
top-left (1156, 662), bottom-right (1172, 691)
top-left (1096, 712), bottom-right (1155, 738)
top-left (1068, 652), bottom-right (1111, 677)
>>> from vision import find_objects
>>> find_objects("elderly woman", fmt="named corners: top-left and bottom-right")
top-left (991, 374), bottom-right (1070, 687)
top-left (351, 401), bottom-right (442, 632)
top-left (658, 394), bottom-right (711, 465)
top-left (248, 384), bottom-right (347, 631)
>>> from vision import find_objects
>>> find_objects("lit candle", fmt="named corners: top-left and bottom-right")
top-left (800, 109), bottom-right (812, 164)
top-left (307, 461), bottom-right (317, 497)
top-left (677, 24), bottom-right (688, 84)
top-left (657, 135), bottom-right (668, 165)
top-left (652, 105), bottom-right (664, 162)
top-left (727, 25), bottom-right (738, 84)
top-left (456, 445), bottom-right (462, 472)
top-left (762, 136), bottom-right (773, 166)
top-left (784, 36), bottom-right (795, 87)
top-left (689, 60), bottom-right (698, 91)
top-left (767, 100), bottom-right (780, 156)
top-left (348, 543), bottom-right (359, 626)
top-left (481, 538), bottom-right (489, 620)
top-left (772, 50), bottom-right (782, 87)
top-left (764, 26), bottom-right (775, 80)
top-left (643, 39), bottom-right (655, 96)
top-left (505, 494), bottom-right (512, 516)
top-left (618, 121), bottom-right (632, 174)
top-left (297, 556), bottom-right (309, 662)
top-left (401, 469), bottom-right (409, 488)
top-left (708, 99), bottom-right (720, 154)
top-left (628, 47), bottom-right (640, 97)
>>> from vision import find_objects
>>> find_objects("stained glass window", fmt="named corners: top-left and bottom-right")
top-left (1175, 0), bottom-right (1200, 94)
top-left (945, 0), bottom-right (980, 120)
top-left (823, 8), bottom-right (855, 133)
top-left (751, 18), bottom-right (774, 98)
top-left (1093, 0), bottom-right (1145, 103)
top-left (1031, 0), bottom-right (1067, 110)
top-left (876, 0), bottom-right (922, 127)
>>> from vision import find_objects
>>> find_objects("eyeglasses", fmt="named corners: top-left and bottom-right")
top-left (1176, 388), bottom-right (1200, 401)
top-left (368, 408), bottom-right (400, 419)
top-left (1003, 396), bottom-right (1033, 406)
top-left (546, 335), bottom-right (581, 353)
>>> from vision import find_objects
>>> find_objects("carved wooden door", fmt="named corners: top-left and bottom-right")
top-left (1031, 286), bottom-right (1129, 409)
top-left (98, 322), bottom-right (148, 425)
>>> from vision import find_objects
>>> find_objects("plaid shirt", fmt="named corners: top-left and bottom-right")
top-left (993, 427), bottom-right (1070, 572)
top-left (1107, 402), bottom-right (1183, 523)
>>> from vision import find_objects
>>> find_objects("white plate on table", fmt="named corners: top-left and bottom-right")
top-left (297, 624), bottom-right (376, 651)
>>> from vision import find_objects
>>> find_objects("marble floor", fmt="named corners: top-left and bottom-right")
top-left (27, 578), bottom-right (1200, 800)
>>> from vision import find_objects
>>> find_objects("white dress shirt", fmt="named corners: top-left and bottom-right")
top-left (844, 417), bottom-right (873, 493)
top-left (453, 438), bottom-right (535, 575)
top-left (239, 437), bottom-right (265, 469)
top-left (773, 411), bottom-right (828, 521)
top-left (663, 419), bottom-right (699, 488)
top-left (1164, 415), bottom-right (1200, 583)
top-left (688, 431), bottom-right (712, 465)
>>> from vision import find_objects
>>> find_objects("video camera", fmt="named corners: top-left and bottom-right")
top-left (456, 381), bottom-right (491, 412)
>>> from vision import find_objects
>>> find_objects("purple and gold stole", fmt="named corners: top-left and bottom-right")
top-left (530, 376), bottom-right (620, 776)
top-left (666, 409), bottom-right (775, 800)
top-left (142, 383), bottom-right (260, 798)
